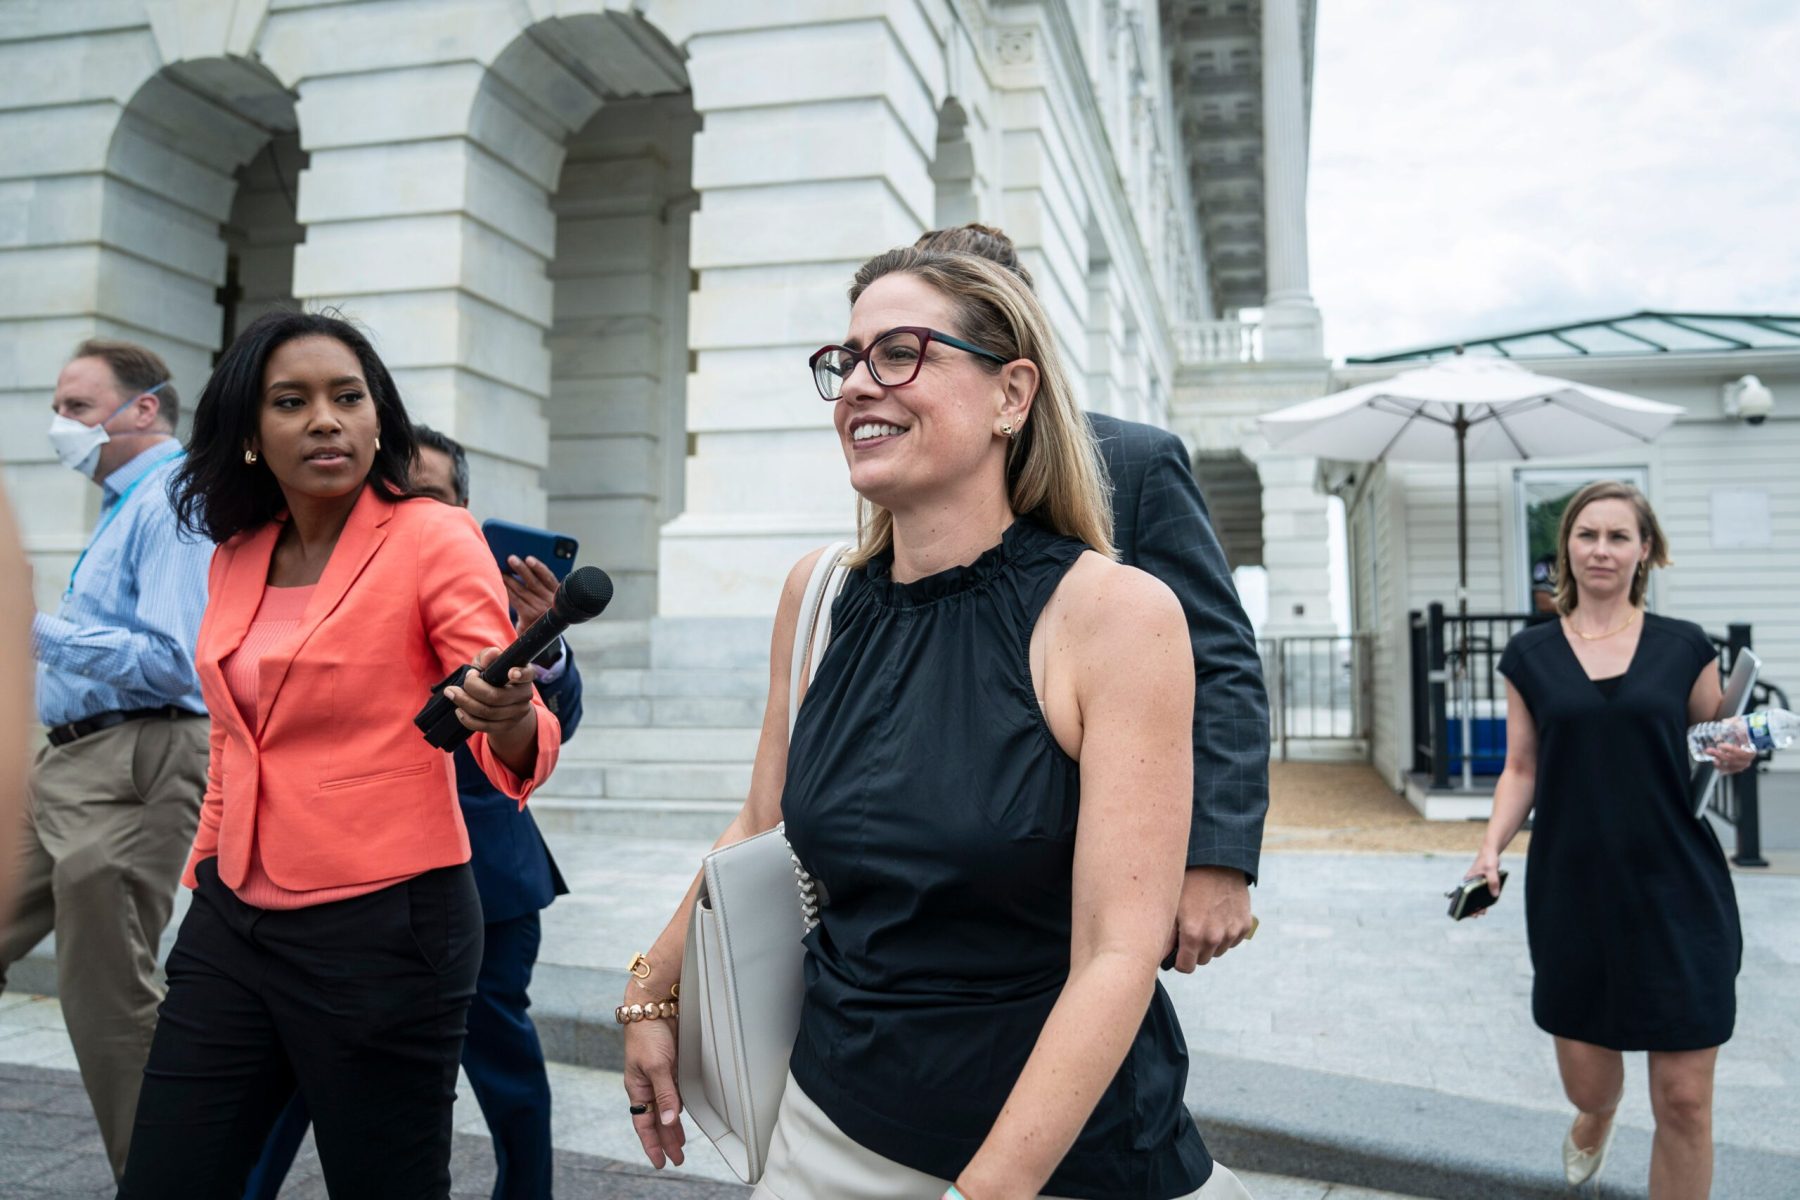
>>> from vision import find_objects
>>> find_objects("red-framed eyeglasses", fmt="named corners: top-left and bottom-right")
top-left (808, 326), bottom-right (1009, 401)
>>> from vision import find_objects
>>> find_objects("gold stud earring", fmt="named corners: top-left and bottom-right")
top-left (374, 434), bottom-right (381, 450)
top-left (243, 448), bottom-right (257, 464)
top-left (1000, 422), bottom-right (1015, 438)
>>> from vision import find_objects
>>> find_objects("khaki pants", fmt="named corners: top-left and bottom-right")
top-left (752, 1071), bottom-right (1255, 1200)
top-left (0, 715), bottom-right (206, 1178)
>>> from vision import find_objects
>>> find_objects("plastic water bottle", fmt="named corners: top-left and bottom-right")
top-left (1687, 709), bottom-right (1798, 762)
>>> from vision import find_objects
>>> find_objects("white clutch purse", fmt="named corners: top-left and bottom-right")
top-left (677, 542), bottom-right (850, 1183)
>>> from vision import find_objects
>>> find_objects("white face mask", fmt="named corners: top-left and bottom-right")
top-left (48, 382), bottom-right (164, 478)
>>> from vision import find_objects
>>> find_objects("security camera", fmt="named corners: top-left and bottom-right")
top-left (1722, 375), bottom-right (1774, 425)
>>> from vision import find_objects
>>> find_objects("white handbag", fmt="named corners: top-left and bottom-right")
top-left (677, 541), bottom-right (851, 1184)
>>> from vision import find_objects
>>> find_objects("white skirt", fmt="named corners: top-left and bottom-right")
top-left (750, 1072), bottom-right (1254, 1200)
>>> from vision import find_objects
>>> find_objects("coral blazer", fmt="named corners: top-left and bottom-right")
top-left (183, 485), bottom-right (560, 893)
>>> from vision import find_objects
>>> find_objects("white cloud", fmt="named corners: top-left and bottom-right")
top-left (1307, 0), bottom-right (1800, 359)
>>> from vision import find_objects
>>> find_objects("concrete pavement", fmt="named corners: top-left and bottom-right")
top-left (7, 826), bottom-right (1799, 1196)
top-left (0, 1007), bottom-right (1422, 1200)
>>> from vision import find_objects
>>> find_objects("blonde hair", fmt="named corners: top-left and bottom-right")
top-left (840, 247), bottom-right (1113, 567)
top-left (1553, 480), bottom-right (1671, 614)
top-left (912, 223), bottom-right (1036, 289)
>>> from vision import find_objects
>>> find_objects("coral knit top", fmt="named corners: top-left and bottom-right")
top-left (218, 583), bottom-right (411, 909)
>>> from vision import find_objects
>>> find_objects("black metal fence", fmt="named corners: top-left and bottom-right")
top-left (1408, 605), bottom-right (1535, 789)
top-left (1259, 634), bottom-right (1373, 761)
top-left (1408, 606), bottom-right (1776, 867)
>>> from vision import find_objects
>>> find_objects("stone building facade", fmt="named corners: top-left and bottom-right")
top-left (2, 0), bottom-right (1334, 810)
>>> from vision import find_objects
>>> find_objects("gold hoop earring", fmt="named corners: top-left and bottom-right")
top-left (374, 434), bottom-right (381, 451)
top-left (243, 448), bottom-right (257, 464)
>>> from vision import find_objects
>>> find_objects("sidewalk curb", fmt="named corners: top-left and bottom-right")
top-left (1185, 1050), bottom-right (1798, 1200)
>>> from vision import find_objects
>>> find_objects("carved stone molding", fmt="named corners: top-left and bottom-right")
top-left (144, 0), bottom-right (271, 66)
top-left (993, 26), bottom-right (1037, 66)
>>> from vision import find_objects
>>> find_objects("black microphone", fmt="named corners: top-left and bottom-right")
top-left (415, 565), bottom-right (614, 750)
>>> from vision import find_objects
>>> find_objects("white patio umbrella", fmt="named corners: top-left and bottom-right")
top-left (1258, 354), bottom-right (1685, 612)
top-left (1258, 355), bottom-right (1685, 790)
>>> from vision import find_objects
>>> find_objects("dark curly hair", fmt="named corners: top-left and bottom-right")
top-left (173, 310), bottom-right (418, 543)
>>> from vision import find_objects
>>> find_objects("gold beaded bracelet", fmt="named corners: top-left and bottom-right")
top-left (615, 998), bottom-right (680, 1024)
top-left (615, 982), bottom-right (680, 1026)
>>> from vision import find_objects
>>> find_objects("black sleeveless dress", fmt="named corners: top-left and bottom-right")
top-left (1497, 613), bottom-right (1741, 1051)
top-left (783, 518), bottom-right (1212, 1199)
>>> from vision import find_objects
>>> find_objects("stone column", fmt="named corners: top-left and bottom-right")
top-left (286, 56), bottom-right (565, 523)
top-left (656, 10), bottom-right (943, 640)
top-left (999, 81), bottom-right (1093, 378)
top-left (1258, 0), bottom-right (1323, 360)
top-left (1256, 451), bottom-right (1336, 636)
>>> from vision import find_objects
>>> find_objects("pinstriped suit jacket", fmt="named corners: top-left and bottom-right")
top-left (1088, 412), bottom-right (1270, 882)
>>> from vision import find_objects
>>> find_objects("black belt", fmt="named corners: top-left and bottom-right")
top-left (46, 705), bottom-right (203, 748)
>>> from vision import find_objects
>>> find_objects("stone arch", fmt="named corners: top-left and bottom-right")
top-left (930, 98), bottom-right (979, 228)
top-left (464, 12), bottom-right (693, 634)
top-left (99, 56), bottom-right (303, 408)
top-left (1194, 450), bottom-right (1265, 571)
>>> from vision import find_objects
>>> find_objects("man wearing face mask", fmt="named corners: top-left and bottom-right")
top-left (0, 339), bottom-right (213, 1179)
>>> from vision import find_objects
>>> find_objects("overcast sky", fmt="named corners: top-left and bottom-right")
top-left (1306, 0), bottom-right (1800, 361)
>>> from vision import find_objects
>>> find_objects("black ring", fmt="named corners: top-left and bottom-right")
top-left (629, 1102), bottom-right (651, 1116)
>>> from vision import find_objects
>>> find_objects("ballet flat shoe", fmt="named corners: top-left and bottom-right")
top-left (1562, 1113), bottom-right (1617, 1187)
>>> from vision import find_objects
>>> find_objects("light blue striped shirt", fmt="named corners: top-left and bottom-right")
top-left (32, 442), bottom-right (213, 727)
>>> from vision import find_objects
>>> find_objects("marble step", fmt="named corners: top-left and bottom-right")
top-left (529, 797), bottom-right (739, 839)
top-left (576, 694), bottom-right (766, 728)
top-left (585, 667), bottom-right (767, 699)
top-left (557, 726), bottom-right (760, 763)
top-left (533, 761), bottom-right (750, 804)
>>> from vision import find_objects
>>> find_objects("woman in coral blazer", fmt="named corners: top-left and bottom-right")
top-left (118, 311), bottom-right (559, 1200)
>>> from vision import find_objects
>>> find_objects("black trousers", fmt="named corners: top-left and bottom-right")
top-left (117, 857), bottom-right (482, 1200)
top-left (240, 910), bottom-right (555, 1200)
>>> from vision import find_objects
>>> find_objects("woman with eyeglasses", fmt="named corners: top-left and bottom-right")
top-left (620, 248), bottom-right (1246, 1199)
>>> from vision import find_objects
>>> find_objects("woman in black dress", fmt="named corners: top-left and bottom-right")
top-left (1468, 481), bottom-right (1754, 1197)
top-left (621, 248), bottom-right (1243, 1198)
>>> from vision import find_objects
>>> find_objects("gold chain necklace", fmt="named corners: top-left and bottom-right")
top-left (1566, 609), bottom-right (1640, 641)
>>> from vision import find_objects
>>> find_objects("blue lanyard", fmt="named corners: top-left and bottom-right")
top-left (65, 446), bottom-right (186, 597)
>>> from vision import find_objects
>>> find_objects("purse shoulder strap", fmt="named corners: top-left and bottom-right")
top-left (782, 541), bottom-right (850, 933)
top-left (787, 541), bottom-right (852, 739)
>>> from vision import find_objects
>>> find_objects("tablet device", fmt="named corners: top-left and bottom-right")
top-left (482, 519), bottom-right (578, 584)
top-left (1691, 648), bottom-right (1761, 819)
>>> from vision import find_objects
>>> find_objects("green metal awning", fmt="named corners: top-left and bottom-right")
top-left (1347, 311), bottom-right (1800, 364)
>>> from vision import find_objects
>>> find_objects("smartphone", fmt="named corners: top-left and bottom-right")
top-left (481, 519), bottom-right (578, 583)
top-left (1446, 871), bottom-right (1508, 921)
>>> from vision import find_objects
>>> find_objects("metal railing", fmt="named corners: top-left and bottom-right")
top-left (1259, 633), bottom-right (1373, 761)
top-left (1410, 605), bottom-right (1535, 791)
top-left (1175, 318), bottom-right (1262, 365)
top-left (1408, 607), bottom-right (1776, 867)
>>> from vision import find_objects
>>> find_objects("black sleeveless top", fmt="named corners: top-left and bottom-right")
top-left (1498, 613), bottom-right (1741, 1050)
top-left (784, 519), bottom-right (1213, 1199)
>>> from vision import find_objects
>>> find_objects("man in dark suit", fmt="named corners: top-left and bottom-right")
top-left (1087, 411), bottom-right (1270, 969)
top-left (243, 427), bottom-right (580, 1200)
top-left (912, 223), bottom-right (1270, 969)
